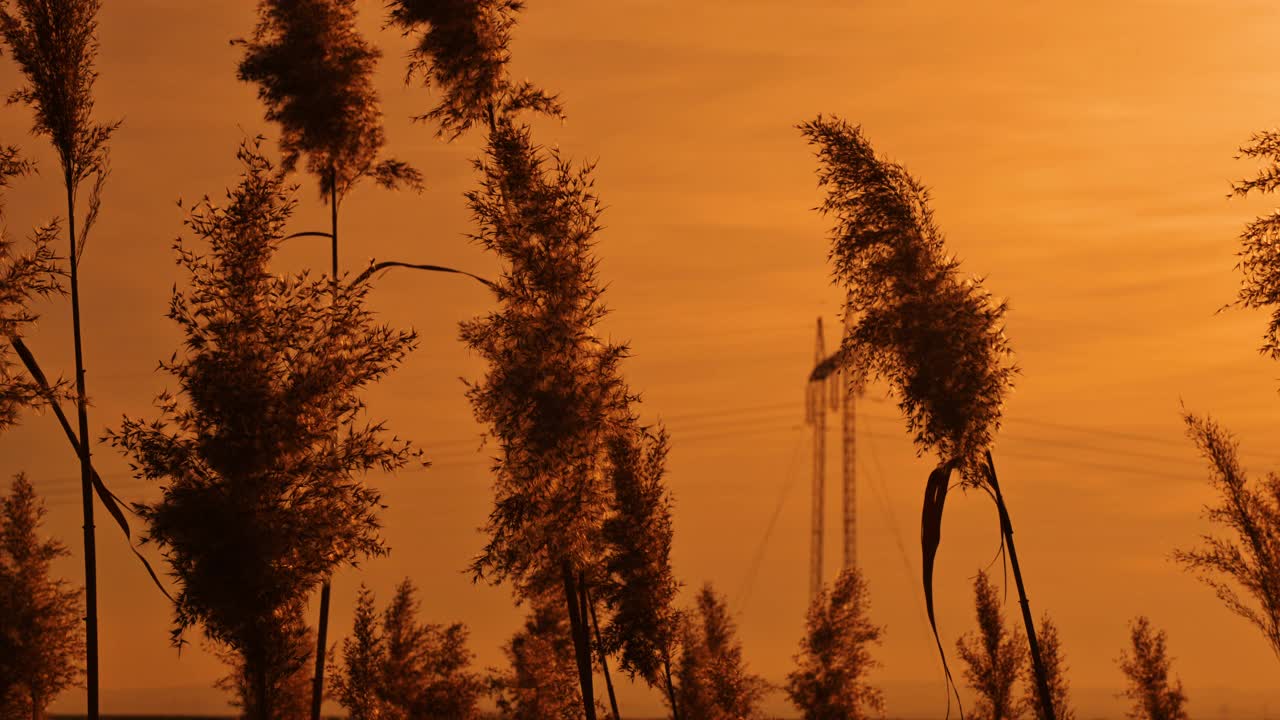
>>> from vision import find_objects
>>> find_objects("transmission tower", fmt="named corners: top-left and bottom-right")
top-left (804, 312), bottom-right (862, 602)
top-left (805, 318), bottom-right (827, 601)
top-left (840, 310), bottom-right (857, 572)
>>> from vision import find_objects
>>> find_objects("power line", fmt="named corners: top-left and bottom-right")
top-left (994, 447), bottom-right (1204, 485)
top-left (858, 413), bottom-right (932, 636)
top-left (654, 400), bottom-right (798, 424)
top-left (859, 457), bottom-right (935, 635)
top-left (852, 408), bottom-right (1277, 477)
top-left (28, 425), bottom-right (1221, 504)
top-left (28, 397), bottom-right (1259, 507)
top-left (34, 421), bottom-right (814, 504)
top-left (423, 421), bottom-right (810, 473)
top-left (735, 426), bottom-right (806, 613)
top-left (28, 394), bottom-right (1259, 484)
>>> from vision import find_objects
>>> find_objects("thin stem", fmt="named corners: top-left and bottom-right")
top-left (310, 580), bottom-right (331, 720)
top-left (66, 163), bottom-right (99, 720)
top-left (986, 451), bottom-right (1055, 720)
top-left (330, 165), bottom-right (338, 283)
top-left (561, 560), bottom-right (597, 720)
top-left (253, 657), bottom-right (271, 720)
top-left (587, 586), bottom-right (620, 720)
top-left (663, 654), bottom-right (680, 720)
top-left (310, 164), bottom-right (340, 720)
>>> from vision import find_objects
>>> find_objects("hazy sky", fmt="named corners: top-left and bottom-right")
top-left (2, 0), bottom-right (1280, 716)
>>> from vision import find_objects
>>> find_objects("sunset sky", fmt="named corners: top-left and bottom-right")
top-left (3, 0), bottom-right (1280, 717)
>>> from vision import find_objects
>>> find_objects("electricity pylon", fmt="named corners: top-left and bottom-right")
top-left (804, 311), bottom-right (862, 602)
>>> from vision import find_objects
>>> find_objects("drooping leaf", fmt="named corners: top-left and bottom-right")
top-left (921, 458), bottom-right (963, 717)
top-left (351, 259), bottom-right (494, 290)
top-left (9, 336), bottom-right (173, 603)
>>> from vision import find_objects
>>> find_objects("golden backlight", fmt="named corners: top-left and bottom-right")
top-left (0, 1), bottom-right (1277, 717)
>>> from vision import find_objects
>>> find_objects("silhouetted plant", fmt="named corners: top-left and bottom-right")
top-left (1172, 411), bottom-right (1280, 661)
top-left (670, 615), bottom-right (710, 720)
top-left (383, 578), bottom-right (484, 719)
top-left (401, 7), bottom-right (671, 716)
top-left (237, 0), bottom-right (420, 199)
top-left (786, 567), bottom-right (884, 720)
top-left (597, 423), bottom-right (681, 713)
top-left (1117, 617), bottom-right (1187, 720)
top-left (0, 2), bottom-right (117, 714)
top-left (461, 109), bottom-right (634, 720)
top-left (335, 580), bottom-right (484, 720)
top-left (1230, 130), bottom-right (1280, 360)
top-left (237, 4), bottom-right (422, 709)
top-left (0, 474), bottom-right (84, 720)
top-left (214, 619), bottom-right (316, 720)
top-left (0, 146), bottom-right (60, 433)
top-left (107, 142), bottom-right (416, 720)
top-left (957, 570), bottom-right (1026, 720)
top-left (799, 116), bottom-right (1014, 479)
top-left (491, 596), bottom-right (586, 720)
top-left (1177, 129), bottom-right (1280, 674)
top-left (671, 584), bottom-right (768, 720)
top-left (1023, 614), bottom-right (1074, 720)
top-left (385, 0), bottom-right (562, 137)
top-left (333, 586), bottom-right (388, 719)
top-left (799, 116), bottom-right (1056, 720)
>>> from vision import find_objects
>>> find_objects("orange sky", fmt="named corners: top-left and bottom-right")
top-left (3, 0), bottom-right (1280, 717)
